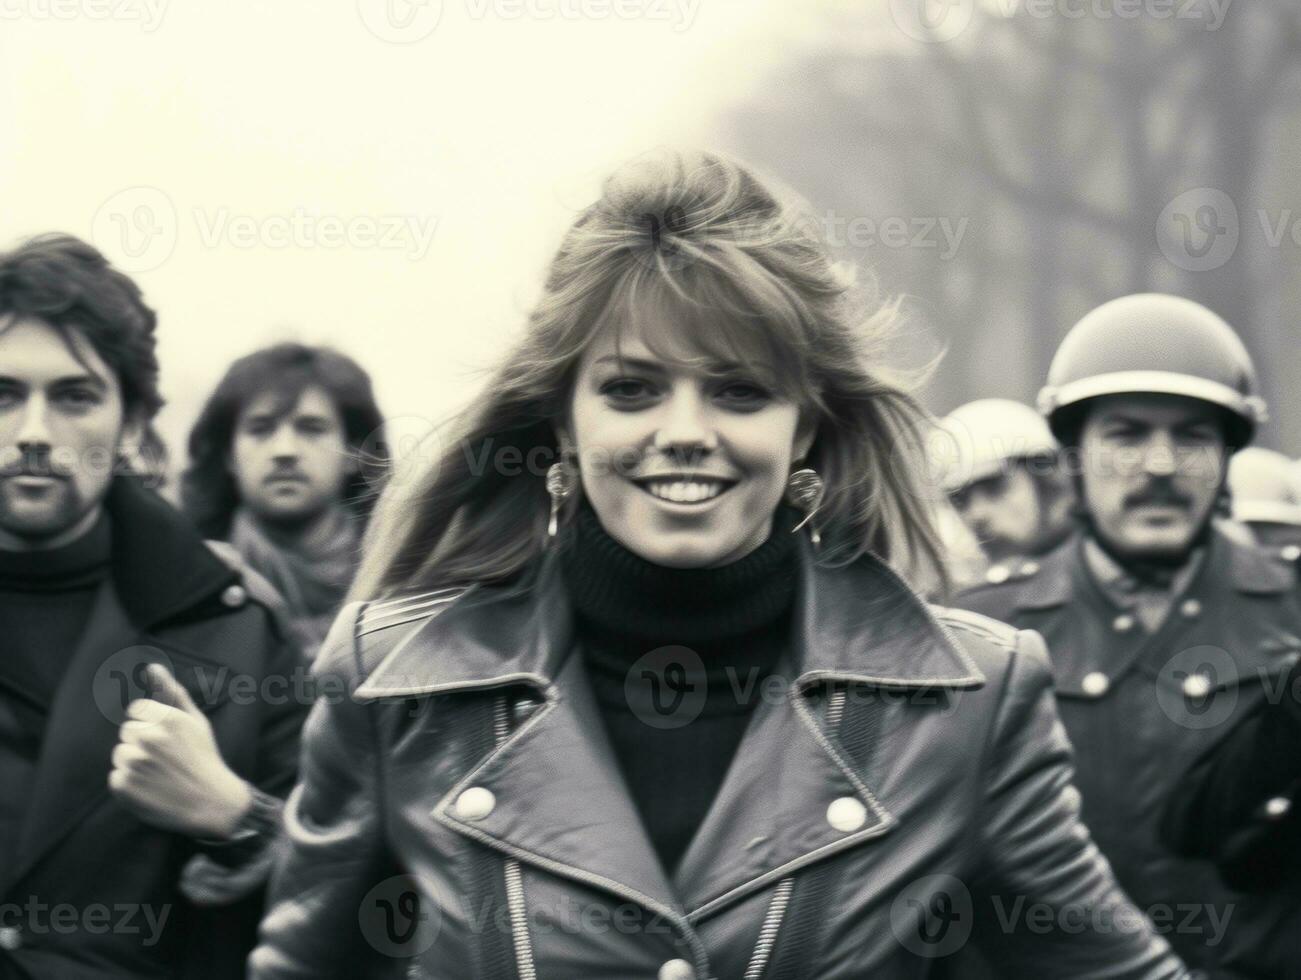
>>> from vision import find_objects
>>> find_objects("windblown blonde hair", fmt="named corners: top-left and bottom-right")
top-left (351, 149), bottom-right (945, 600)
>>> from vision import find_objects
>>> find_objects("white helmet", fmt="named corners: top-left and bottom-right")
top-left (1228, 447), bottom-right (1301, 527)
top-left (936, 399), bottom-right (1059, 495)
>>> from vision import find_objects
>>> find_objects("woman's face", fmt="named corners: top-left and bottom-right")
top-left (566, 318), bottom-right (814, 568)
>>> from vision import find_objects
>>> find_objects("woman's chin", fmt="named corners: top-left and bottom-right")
top-left (620, 532), bottom-right (756, 569)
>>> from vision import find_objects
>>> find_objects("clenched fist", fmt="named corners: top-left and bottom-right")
top-left (109, 663), bottom-right (253, 839)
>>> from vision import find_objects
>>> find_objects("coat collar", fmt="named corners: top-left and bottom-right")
top-left (356, 538), bottom-right (985, 700)
top-left (1003, 526), bottom-right (1295, 614)
top-left (2, 479), bottom-right (243, 892)
top-left (105, 476), bottom-right (239, 627)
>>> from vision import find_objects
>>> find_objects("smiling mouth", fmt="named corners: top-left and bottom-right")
top-left (635, 477), bottom-right (736, 505)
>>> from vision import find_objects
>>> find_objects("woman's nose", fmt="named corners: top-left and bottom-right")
top-left (652, 391), bottom-right (718, 457)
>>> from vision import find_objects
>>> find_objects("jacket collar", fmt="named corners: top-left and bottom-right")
top-left (105, 476), bottom-right (239, 627)
top-left (1006, 527), bottom-right (1294, 615)
top-left (359, 538), bottom-right (982, 938)
top-left (358, 537), bottom-right (984, 699)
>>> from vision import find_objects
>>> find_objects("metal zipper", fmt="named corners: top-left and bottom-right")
top-left (743, 877), bottom-right (795, 979)
top-left (825, 685), bottom-right (847, 732)
top-left (494, 695), bottom-right (538, 980)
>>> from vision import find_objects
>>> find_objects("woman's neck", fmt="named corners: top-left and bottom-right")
top-left (560, 504), bottom-right (797, 650)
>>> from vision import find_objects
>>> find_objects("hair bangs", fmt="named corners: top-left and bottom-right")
top-left (590, 250), bottom-right (816, 401)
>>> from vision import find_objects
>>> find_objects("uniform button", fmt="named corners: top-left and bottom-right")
top-left (1180, 599), bottom-right (1202, 618)
top-left (826, 796), bottom-right (867, 833)
top-left (985, 564), bottom-right (1011, 584)
top-left (1019, 560), bottom-right (1040, 577)
top-left (0, 926), bottom-right (20, 951)
top-left (1182, 673), bottom-right (1213, 699)
top-left (658, 958), bottom-right (695, 980)
top-left (1264, 796), bottom-right (1292, 820)
top-left (455, 787), bottom-right (496, 821)
top-left (1282, 545), bottom-right (1301, 562)
top-left (221, 584), bottom-right (247, 608)
top-left (1112, 614), bottom-right (1135, 633)
top-left (1081, 672), bottom-right (1110, 697)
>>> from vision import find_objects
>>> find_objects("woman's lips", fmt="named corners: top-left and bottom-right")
top-left (634, 477), bottom-right (735, 505)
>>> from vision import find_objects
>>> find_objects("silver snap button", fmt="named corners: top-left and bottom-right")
top-left (455, 786), bottom-right (496, 821)
top-left (658, 958), bottom-right (695, 980)
top-left (1081, 672), bottom-right (1110, 697)
top-left (1182, 673), bottom-right (1213, 699)
top-left (1264, 796), bottom-right (1292, 820)
top-left (1019, 560), bottom-right (1040, 576)
top-left (1180, 598), bottom-right (1202, 618)
top-left (1112, 614), bottom-right (1134, 633)
top-left (985, 564), bottom-right (1011, 584)
top-left (221, 584), bottom-right (247, 608)
top-left (826, 796), bottom-right (868, 833)
top-left (1282, 544), bottom-right (1301, 562)
top-left (0, 926), bottom-right (21, 951)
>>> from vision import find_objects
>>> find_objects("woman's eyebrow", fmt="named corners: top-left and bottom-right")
top-left (593, 355), bottom-right (666, 373)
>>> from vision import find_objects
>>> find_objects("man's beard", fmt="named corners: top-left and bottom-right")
top-left (1088, 499), bottom-right (1216, 582)
top-left (0, 477), bottom-right (89, 543)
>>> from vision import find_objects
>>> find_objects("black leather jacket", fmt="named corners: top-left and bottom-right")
top-left (252, 544), bottom-right (1187, 979)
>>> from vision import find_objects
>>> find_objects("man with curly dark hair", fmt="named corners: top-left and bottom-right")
top-left (181, 343), bottom-right (388, 659)
top-left (0, 234), bottom-right (304, 980)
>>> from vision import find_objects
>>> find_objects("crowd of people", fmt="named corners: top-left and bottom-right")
top-left (0, 149), bottom-right (1298, 978)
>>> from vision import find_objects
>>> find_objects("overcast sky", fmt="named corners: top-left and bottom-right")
top-left (1, 0), bottom-right (795, 476)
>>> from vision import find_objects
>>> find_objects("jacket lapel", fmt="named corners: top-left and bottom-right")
top-left (432, 652), bottom-right (682, 917)
top-left (4, 479), bottom-right (242, 892)
top-left (7, 581), bottom-right (138, 890)
top-left (675, 549), bottom-right (981, 919)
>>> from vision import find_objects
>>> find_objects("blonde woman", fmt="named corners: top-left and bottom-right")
top-left (251, 152), bottom-right (1186, 979)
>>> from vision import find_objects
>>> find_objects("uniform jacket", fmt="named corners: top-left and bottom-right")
top-left (251, 543), bottom-right (1187, 979)
top-left (957, 529), bottom-right (1301, 979)
top-left (1162, 647), bottom-right (1301, 896)
top-left (0, 477), bottom-right (306, 980)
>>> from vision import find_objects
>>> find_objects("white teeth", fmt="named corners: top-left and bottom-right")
top-left (645, 480), bottom-right (725, 503)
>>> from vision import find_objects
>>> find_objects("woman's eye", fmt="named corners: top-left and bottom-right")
top-left (600, 379), bottom-right (656, 402)
top-left (715, 382), bottom-right (771, 407)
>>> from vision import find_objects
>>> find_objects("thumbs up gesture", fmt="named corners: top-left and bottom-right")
top-left (109, 663), bottom-right (253, 839)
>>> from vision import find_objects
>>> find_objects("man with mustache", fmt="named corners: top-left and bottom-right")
top-left (181, 344), bottom-right (387, 661)
top-left (0, 235), bottom-right (304, 980)
top-left (957, 294), bottom-right (1300, 978)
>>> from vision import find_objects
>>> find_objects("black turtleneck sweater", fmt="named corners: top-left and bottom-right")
top-left (560, 505), bottom-right (797, 873)
top-left (0, 513), bottom-right (112, 871)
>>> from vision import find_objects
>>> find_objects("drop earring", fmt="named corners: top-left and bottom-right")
top-left (785, 468), bottom-right (824, 547)
top-left (546, 460), bottom-right (577, 539)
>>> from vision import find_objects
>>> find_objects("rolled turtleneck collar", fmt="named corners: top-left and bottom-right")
top-left (559, 503), bottom-right (798, 650)
top-left (0, 512), bottom-right (111, 592)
